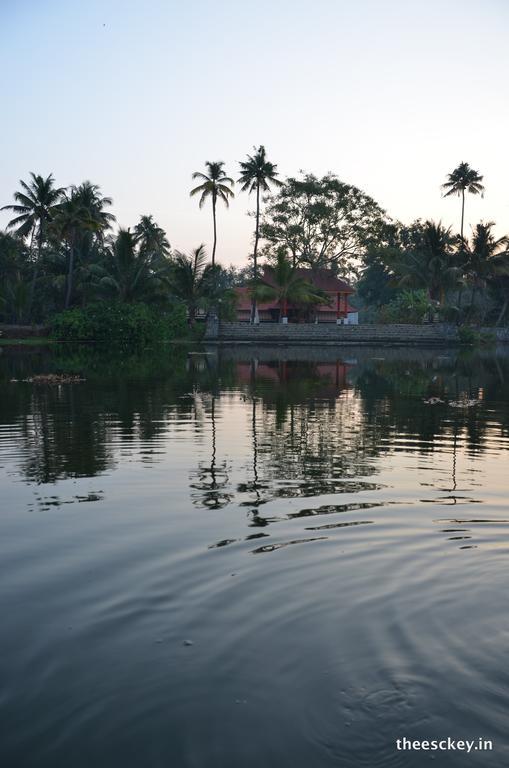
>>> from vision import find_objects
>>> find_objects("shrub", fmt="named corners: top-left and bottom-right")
top-left (51, 302), bottom-right (188, 347)
top-left (378, 289), bottom-right (434, 324)
top-left (458, 326), bottom-right (478, 345)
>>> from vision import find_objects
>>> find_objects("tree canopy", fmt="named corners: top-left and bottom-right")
top-left (260, 173), bottom-right (389, 278)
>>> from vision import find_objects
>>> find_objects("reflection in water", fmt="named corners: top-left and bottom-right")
top-left (1, 344), bottom-right (509, 767)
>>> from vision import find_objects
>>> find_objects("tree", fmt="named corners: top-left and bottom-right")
top-left (381, 221), bottom-right (459, 306)
top-left (170, 244), bottom-right (215, 324)
top-left (0, 231), bottom-right (30, 323)
top-left (260, 173), bottom-right (388, 278)
top-left (134, 215), bottom-right (170, 258)
top-left (53, 182), bottom-right (115, 308)
top-left (238, 146), bottom-right (282, 323)
top-left (463, 222), bottom-right (509, 318)
top-left (252, 251), bottom-right (328, 321)
top-left (1, 173), bottom-right (64, 319)
top-left (190, 162), bottom-right (234, 268)
top-left (93, 228), bottom-right (169, 303)
top-left (442, 162), bottom-right (485, 239)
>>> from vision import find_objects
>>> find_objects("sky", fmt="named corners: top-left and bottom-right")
top-left (1, 0), bottom-right (508, 266)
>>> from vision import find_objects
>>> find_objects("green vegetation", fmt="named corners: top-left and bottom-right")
top-left (51, 302), bottom-right (188, 346)
top-left (1, 155), bottom-right (509, 342)
top-left (238, 146), bottom-right (283, 322)
top-left (378, 289), bottom-right (434, 324)
top-left (190, 161), bottom-right (234, 267)
top-left (252, 250), bottom-right (329, 321)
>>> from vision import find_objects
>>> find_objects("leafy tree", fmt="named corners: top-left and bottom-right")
top-left (1, 173), bottom-right (64, 318)
top-left (169, 244), bottom-right (215, 324)
top-left (238, 146), bottom-right (282, 322)
top-left (92, 228), bottom-right (170, 303)
top-left (260, 173), bottom-right (388, 278)
top-left (356, 246), bottom-right (400, 309)
top-left (190, 162), bottom-right (234, 267)
top-left (442, 162), bottom-right (484, 238)
top-left (252, 251), bottom-right (328, 321)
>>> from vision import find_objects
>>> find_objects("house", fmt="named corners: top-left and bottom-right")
top-left (234, 267), bottom-right (356, 324)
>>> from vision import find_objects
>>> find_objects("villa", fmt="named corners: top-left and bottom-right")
top-left (234, 268), bottom-right (357, 324)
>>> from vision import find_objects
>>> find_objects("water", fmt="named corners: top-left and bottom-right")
top-left (1, 344), bottom-right (508, 767)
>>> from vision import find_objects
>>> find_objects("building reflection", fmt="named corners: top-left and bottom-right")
top-left (0, 347), bottom-right (508, 506)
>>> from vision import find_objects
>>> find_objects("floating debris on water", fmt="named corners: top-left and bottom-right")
top-left (16, 374), bottom-right (86, 385)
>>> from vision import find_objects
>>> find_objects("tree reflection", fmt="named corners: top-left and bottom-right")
top-left (0, 346), bottom-right (508, 505)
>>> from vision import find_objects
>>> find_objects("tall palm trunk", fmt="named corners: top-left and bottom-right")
top-left (251, 182), bottom-right (260, 324)
top-left (65, 233), bottom-right (76, 309)
top-left (27, 225), bottom-right (41, 322)
top-left (211, 193), bottom-right (217, 268)
top-left (460, 189), bottom-right (465, 239)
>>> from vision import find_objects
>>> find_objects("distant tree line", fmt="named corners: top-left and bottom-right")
top-left (1, 155), bottom-right (508, 336)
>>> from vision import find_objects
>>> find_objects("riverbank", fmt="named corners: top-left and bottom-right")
top-left (205, 320), bottom-right (509, 346)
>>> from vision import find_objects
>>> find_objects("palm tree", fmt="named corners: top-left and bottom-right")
top-left (190, 162), bottom-right (234, 268)
top-left (1, 173), bottom-right (64, 319)
top-left (464, 222), bottom-right (509, 317)
top-left (134, 215), bottom-right (170, 258)
top-left (93, 228), bottom-right (169, 303)
top-left (170, 244), bottom-right (214, 324)
top-left (442, 162), bottom-right (485, 239)
top-left (385, 221), bottom-right (459, 306)
top-left (252, 251), bottom-right (328, 321)
top-left (238, 146), bottom-right (282, 323)
top-left (53, 182), bottom-right (115, 308)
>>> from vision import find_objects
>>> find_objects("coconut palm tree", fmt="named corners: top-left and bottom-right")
top-left (384, 221), bottom-right (459, 306)
top-left (190, 162), bottom-right (234, 268)
top-left (93, 228), bottom-right (169, 303)
top-left (53, 182), bottom-right (115, 308)
top-left (169, 244), bottom-right (214, 324)
top-left (238, 146), bottom-right (282, 322)
top-left (134, 215), bottom-right (170, 258)
top-left (463, 222), bottom-right (509, 317)
top-left (442, 162), bottom-right (485, 239)
top-left (252, 251), bottom-right (328, 321)
top-left (1, 173), bottom-right (65, 318)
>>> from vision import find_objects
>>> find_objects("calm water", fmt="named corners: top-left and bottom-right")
top-left (1, 344), bottom-right (509, 767)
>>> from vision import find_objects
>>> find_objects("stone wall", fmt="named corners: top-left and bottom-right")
top-left (0, 324), bottom-right (49, 339)
top-left (205, 321), bottom-right (509, 345)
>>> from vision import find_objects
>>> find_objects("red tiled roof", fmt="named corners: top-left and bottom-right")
top-left (235, 268), bottom-right (355, 312)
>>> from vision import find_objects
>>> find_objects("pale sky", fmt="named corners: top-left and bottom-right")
top-left (1, 0), bottom-right (508, 266)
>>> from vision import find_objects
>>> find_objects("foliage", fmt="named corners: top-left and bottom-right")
top-left (252, 251), bottom-right (329, 320)
top-left (51, 301), bottom-right (188, 346)
top-left (260, 173), bottom-right (389, 278)
top-left (457, 326), bottom-right (477, 345)
top-left (378, 289), bottom-right (434, 324)
top-left (91, 228), bottom-right (170, 303)
top-left (442, 162), bottom-right (484, 238)
top-left (238, 146), bottom-right (282, 322)
top-left (169, 245), bottom-right (216, 323)
top-left (382, 221), bottom-right (460, 305)
top-left (190, 161), bottom-right (234, 268)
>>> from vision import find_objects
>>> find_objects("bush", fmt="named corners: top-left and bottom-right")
top-left (458, 326), bottom-right (478, 345)
top-left (51, 302), bottom-right (188, 347)
top-left (378, 289), bottom-right (434, 324)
